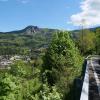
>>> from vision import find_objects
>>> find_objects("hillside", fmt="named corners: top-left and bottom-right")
top-left (1, 25), bottom-right (99, 48)
top-left (71, 26), bottom-right (100, 39)
top-left (0, 26), bottom-right (59, 58)
top-left (0, 25), bottom-right (59, 48)
top-left (0, 25), bottom-right (99, 57)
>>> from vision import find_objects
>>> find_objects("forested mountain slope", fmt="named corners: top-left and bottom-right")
top-left (0, 26), bottom-right (99, 56)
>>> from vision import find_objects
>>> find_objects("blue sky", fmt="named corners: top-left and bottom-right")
top-left (0, 0), bottom-right (99, 32)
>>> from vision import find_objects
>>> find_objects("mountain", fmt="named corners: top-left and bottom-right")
top-left (5, 25), bottom-right (40, 35)
top-left (0, 25), bottom-right (99, 57)
top-left (2, 25), bottom-right (58, 35)
top-left (0, 26), bottom-right (59, 57)
top-left (0, 25), bottom-right (99, 43)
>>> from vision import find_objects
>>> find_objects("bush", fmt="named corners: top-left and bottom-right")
top-left (10, 60), bottom-right (33, 77)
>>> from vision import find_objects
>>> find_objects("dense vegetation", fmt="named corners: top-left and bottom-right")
top-left (43, 32), bottom-right (83, 99)
top-left (71, 27), bottom-right (100, 55)
top-left (0, 26), bottom-right (100, 56)
top-left (0, 26), bottom-right (58, 58)
top-left (0, 26), bottom-right (100, 100)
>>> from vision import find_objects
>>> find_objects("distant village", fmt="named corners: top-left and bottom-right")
top-left (0, 55), bottom-right (31, 69)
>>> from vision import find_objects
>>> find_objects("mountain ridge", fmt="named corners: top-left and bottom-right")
top-left (0, 25), bottom-right (59, 35)
top-left (0, 25), bottom-right (99, 35)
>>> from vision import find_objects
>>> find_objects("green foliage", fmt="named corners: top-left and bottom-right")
top-left (77, 29), bottom-right (96, 55)
top-left (0, 29), bottom-right (86, 100)
top-left (95, 28), bottom-right (100, 54)
top-left (0, 57), bottom-right (63, 100)
top-left (22, 78), bottom-right (42, 100)
top-left (43, 31), bottom-right (83, 98)
top-left (34, 57), bottom-right (43, 67)
top-left (0, 73), bottom-right (21, 100)
top-left (40, 84), bottom-right (62, 100)
top-left (10, 60), bottom-right (33, 77)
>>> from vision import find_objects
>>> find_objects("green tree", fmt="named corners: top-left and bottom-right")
top-left (43, 31), bottom-right (83, 98)
top-left (77, 29), bottom-right (96, 55)
top-left (95, 28), bottom-right (100, 54)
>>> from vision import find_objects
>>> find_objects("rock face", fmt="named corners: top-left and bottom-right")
top-left (2, 25), bottom-right (40, 35)
top-left (3, 25), bottom-right (58, 36)
top-left (23, 26), bottom-right (39, 35)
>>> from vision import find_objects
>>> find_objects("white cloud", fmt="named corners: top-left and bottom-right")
top-left (70, 0), bottom-right (100, 27)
